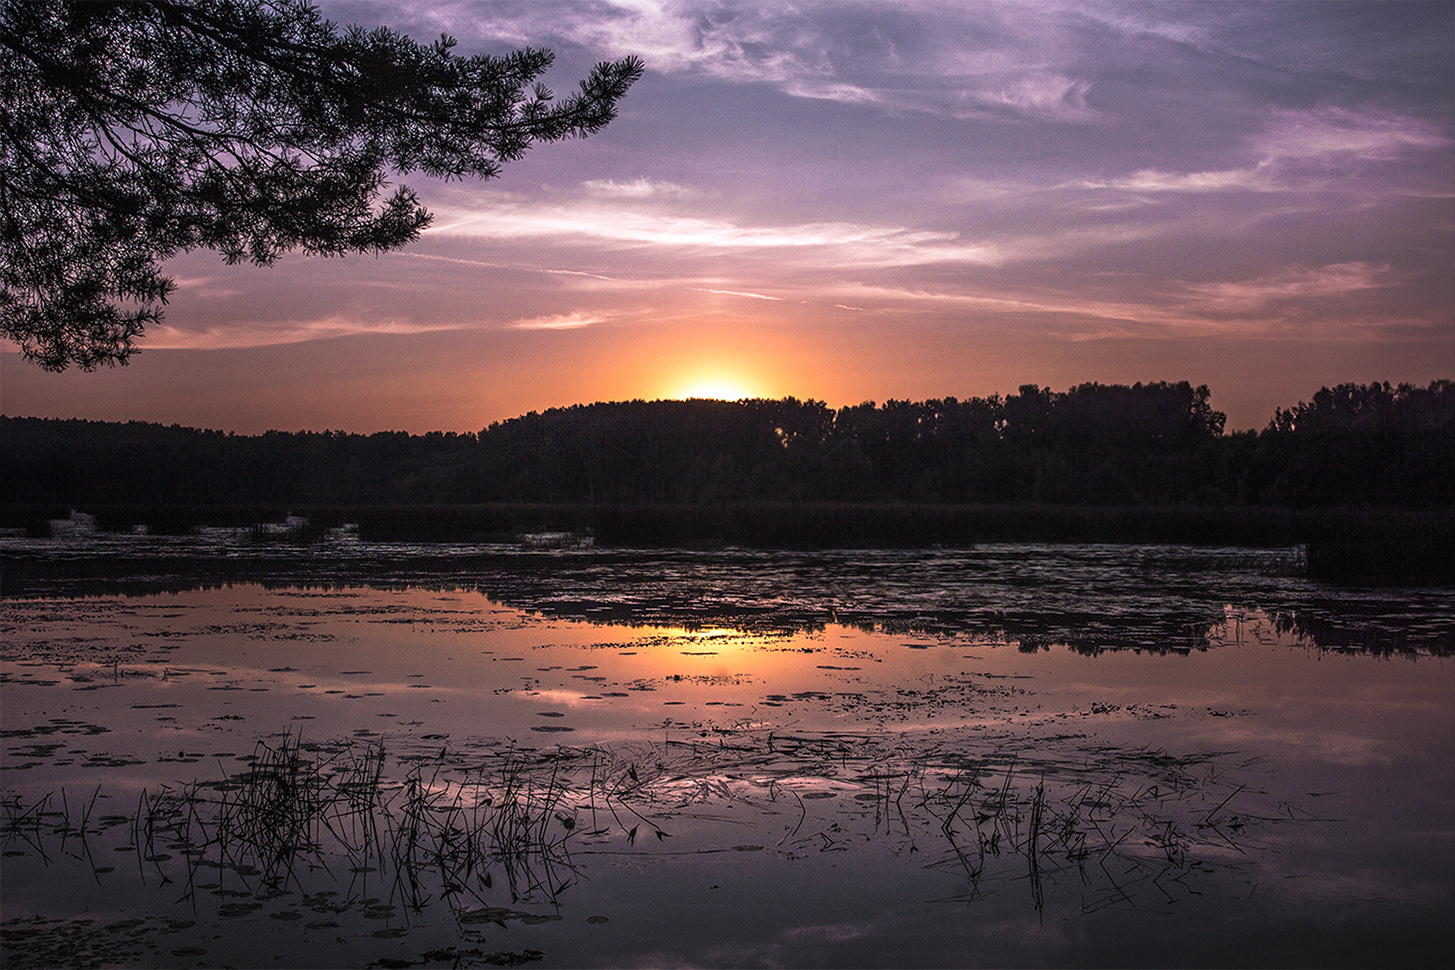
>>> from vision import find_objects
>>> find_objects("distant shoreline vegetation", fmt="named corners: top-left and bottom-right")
top-left (3, 380), bottom-right (1452, 584)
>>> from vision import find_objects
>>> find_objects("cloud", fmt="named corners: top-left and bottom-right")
top-left (1071, 3), bottom-right (1213, 50)
top-left (580, 177), bottom-right (694, 199)
top-left (402, 251), bottom-right (624, 282)
top-left (1180, 262), bottom-right (1391, 313)
top-left (142, 315), bottom-right (470, 349)
top-left (780, 79), bottom-right (883, 107)
top-left (1074, 107), bottom-right (1450, 199)
top-left (1099, 163), bottom-right (1275, 194)
top-left (812, 260), bottom-right (1407, 340)
top-left (1077, 0), bottom-right (1455, 87)
top-left (982, 73), bottom-right (1094, 122)
top-left (165, 275), bottom-right (244, 299)
top-left (422, 0), bottom-right (1103, 121)
top-left (331, 0), bottom-right (1454, 143)
top-left (427, 192), bottom-right (1005, 269)
top-left (782, 922), bottom-right (875, 944)
top-left (510, 311), bottom-right (608, 330)
top-left (827, 281), bottom-right (1191, 331)
top-left (1254, 106), bottom-right (1452, 162)
top-left (695, 288), bottom-right (781, 301)
top-left (307, 3), bottom-right (1453, 352)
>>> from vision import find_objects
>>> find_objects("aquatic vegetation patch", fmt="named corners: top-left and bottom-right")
top-left (0, 721), bottom-right (1306, 966)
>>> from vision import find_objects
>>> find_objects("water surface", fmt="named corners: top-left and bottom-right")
top-left (2, 539), bottom-right (1451, 967)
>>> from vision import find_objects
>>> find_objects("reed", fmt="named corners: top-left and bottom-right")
top-left (120, 733), bottom-right (589, 912)
top-left (3, 728), bottom-right (1295, 926)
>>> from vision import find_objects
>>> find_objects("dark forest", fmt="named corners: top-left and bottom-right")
top-left (6, 380), bottom-right (1452, 511)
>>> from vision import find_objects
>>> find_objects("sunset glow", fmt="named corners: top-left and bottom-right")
top-left (670, 374), bottom-right (760, 402)
top-left (2, 1), bottom-right (1449, 432)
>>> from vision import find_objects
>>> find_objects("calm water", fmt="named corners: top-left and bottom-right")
top-left (1, 536), bottom-right (1451, 968)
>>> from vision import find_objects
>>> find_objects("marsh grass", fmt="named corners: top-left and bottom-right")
top-left (4, 727), bottom-right (1299, 945)
top-left (117, 732), bottom-right (587, 917)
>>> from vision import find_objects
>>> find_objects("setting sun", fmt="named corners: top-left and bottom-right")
top-left (659, 361), bottom-right (769, 401)
top-left (675, 375), bottom-right (757, 401)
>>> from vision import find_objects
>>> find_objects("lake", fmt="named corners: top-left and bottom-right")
top-left (1, 534), bottom-right (1451, 968)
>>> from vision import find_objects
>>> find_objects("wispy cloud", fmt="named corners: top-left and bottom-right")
top-left (980, 73), bottom-right (1094, 123)
top-left (810, 260), bottom-right (1407, 340)
top-left (427, 192), bottom-right (1005, 269)
top-left (695, 288), bottom-right (781, 301)
top-left (580, 177), bottom-right (694, 199)
top-left (1072, 106), bottom-right (1451, 199)
top-left (1077, 0), bottom-right (1454, 86)
top-left (165, 275), bottom-right (245, 299)
top-left (1180, 262), bottom-right (1392, 313)
top-left (1097, 163), bottom-right (1276, 194)
top-left (510, 311), bottom-right (608, 331)
top-left (1254, 106), bottom-right (1452, 162)
top-left (402, 251), bottom-right (623, 283)
top-left (421, 0), bottom-right (1105, 121)
top-left (144, 315), bottom-right (470, 349)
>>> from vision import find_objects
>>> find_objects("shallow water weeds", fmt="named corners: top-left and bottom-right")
top-left (5, 725), bottom-right (1301, 957)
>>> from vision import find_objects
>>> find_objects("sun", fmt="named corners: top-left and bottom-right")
top-left (679, 377), bottom-right (755, 400)
top-left (671, 373), bottom-right (760, 401)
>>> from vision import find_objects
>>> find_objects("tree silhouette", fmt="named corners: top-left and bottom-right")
top-left (0, 0), bottom-right (642, 369)
top-left (4, 382), bottom-right (1453, 513)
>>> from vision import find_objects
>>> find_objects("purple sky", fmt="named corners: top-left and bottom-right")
top-left (3, 0), bottom-right (1451, 432)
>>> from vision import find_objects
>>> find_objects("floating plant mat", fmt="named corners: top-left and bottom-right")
top-left (3, 556), bottom-right (1453, 967)
top-left (5, 536), bottom-right (1452, 653)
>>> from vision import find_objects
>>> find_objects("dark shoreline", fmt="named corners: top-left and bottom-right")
top-left (4, 501), bottom-right (1451, 587)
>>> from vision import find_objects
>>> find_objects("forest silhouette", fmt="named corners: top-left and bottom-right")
top-left (4, 380), bottom-right (1452, 584)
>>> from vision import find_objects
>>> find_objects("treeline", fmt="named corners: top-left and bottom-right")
top-left (4, 380), bottom-right (1452, 511)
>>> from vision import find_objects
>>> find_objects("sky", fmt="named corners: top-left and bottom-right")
top-left (2, 0), bottom-right (1452, 433)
